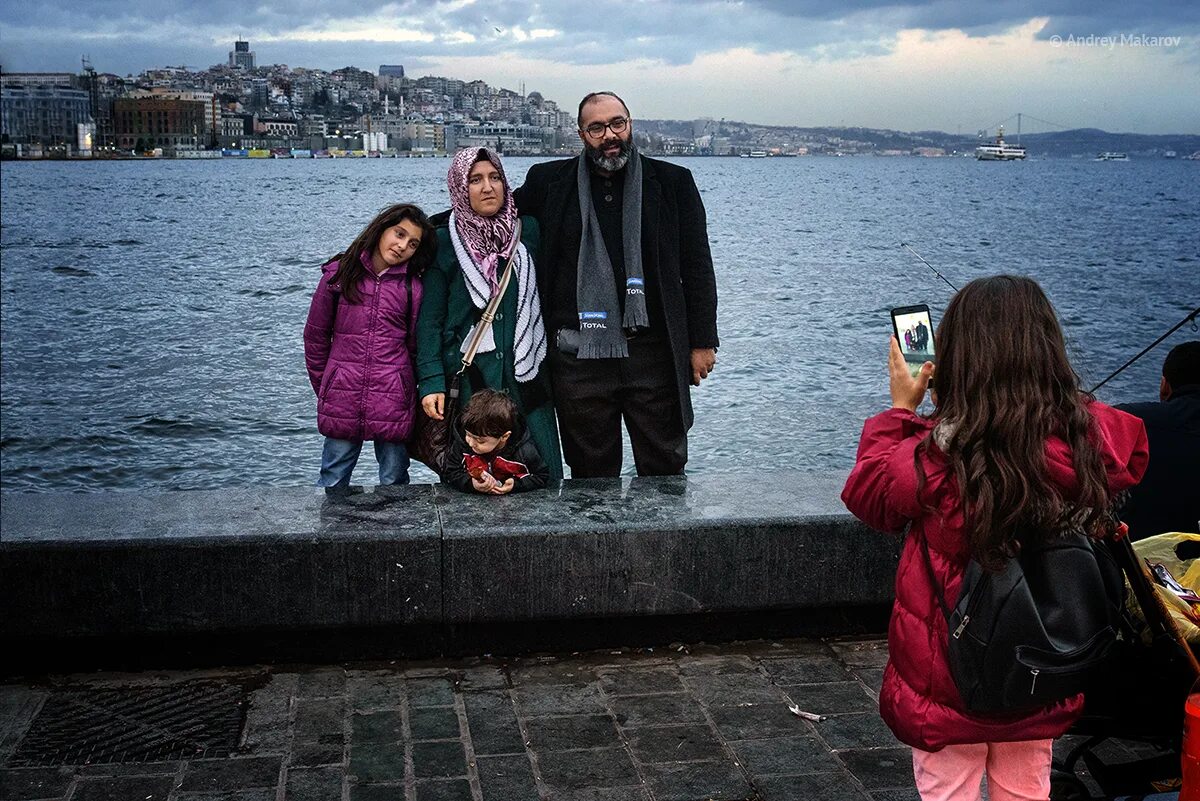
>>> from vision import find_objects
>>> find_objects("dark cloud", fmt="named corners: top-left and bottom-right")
top-left (747, 0), bottom-right (1200, 35)
top-left (1, 0), bottom-right (1196, 74)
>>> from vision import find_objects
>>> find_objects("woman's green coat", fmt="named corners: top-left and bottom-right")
top-left (415, 215), bottom-right (563, 480)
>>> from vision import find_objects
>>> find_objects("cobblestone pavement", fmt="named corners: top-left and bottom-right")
top-left (0, 637), bottom-right (1158, 801)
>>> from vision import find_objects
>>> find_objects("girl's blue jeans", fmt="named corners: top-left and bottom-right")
top-left (317, 437), bottom-right (410, 490)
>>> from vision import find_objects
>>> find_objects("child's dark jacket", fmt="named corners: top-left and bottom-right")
top-left (445, 423), bottom-right (550, 493)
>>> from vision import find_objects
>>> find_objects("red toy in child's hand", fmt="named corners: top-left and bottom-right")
top-left (464, 455), bottom-right (489, 480)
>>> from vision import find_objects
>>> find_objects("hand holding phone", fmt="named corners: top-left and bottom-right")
top-left (890, 304), bottom-right (936, 380)
top-left (889, 336), bottom-right (934, 411)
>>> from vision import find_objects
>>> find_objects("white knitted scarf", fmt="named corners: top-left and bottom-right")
top-left (448, 211), bottom-right (546, 382)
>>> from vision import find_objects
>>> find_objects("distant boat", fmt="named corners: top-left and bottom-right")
top-left (1095, 152), bottom-right (1129, 161)
top-left (748, 150), bottom-right (768, 158)
top-left (1164, 150), bottom-right (1177, 159)
top-left (975, 127), bottom-right (1026, 161)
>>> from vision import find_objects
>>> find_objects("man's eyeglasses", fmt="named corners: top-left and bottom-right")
top-left (581, 116), bottom-right (629, 138)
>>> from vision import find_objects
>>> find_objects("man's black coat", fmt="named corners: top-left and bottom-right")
top-left (512, 154), bottom-right (719, 429)
top-left (1117, 384), bottom-right (1200, 538)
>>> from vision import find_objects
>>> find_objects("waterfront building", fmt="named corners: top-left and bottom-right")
top-left (450, 122), bottom-right (552, 155)
top-left (218, 113), bottom-right (270, 150)
top-left (258, 117), bottom-right (299, 138)
top-left (529, 108), bottom-right (571, 128)
top-left (358, 114), bottom-right (444, 151)
top-left (222, 113), bottom-right (253, 139)
top-left (1, 86), bottom-right (93, 153)
top-left (0, 72), bottom-right (77, 90)
top-left (229, 40), bottom-right (256, 71)
top-left (661, 138), bottom-right (697, 156)
top-left (400, 121), bottom-right (444, 152)
top-left (298, 116), bottom-right (328, 138)
top-left (114, 90), bottom-right (219, 152)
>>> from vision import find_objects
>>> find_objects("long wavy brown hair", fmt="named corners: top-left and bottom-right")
top-left (329, 203), bottom-right (435, 303)
top-left (918, 275), bottom-right (1111, 569)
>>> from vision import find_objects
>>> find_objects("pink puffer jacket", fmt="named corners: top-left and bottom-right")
top-left (303, 252), bottom-right (423, 442)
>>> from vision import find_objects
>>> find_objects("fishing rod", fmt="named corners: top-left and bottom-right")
top-left (899, 243), bottom-right (957, 292)
top-left (1089, 305), bottom-right (1200, 394)
top-left (898, 243), bottom-right (1199, 394)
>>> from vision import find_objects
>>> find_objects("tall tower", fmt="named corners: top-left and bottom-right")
top-left (229, 40), bottom-right (256, 70)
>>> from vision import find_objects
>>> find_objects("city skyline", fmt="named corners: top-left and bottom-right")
top-left (1, 1), bottom-right (1198, 135)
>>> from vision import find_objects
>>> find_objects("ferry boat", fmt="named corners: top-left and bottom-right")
top-left (975, 127), bottom-right (1026, 161)
top-left (1095, 152), bottom-right (1129, 161)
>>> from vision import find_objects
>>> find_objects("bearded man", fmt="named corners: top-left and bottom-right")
top-left (512, 91), bottom-right (719, 478)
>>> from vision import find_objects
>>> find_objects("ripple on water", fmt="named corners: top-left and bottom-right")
top-left (124, 416), bottom-right (229, 438)
top-left (51, 266), bottom-right (95, 277)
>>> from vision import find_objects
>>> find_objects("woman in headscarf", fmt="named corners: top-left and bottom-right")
top-left (416, 148), bottom-right (563, 483)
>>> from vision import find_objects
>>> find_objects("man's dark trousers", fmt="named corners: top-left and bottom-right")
top-left (549, 332), bottom-right (686, 477)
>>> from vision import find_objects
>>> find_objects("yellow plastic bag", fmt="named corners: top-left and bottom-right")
top-left (1128, 532), bottom-right (1200, 645)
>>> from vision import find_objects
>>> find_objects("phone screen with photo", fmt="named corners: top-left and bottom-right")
top-left (891, 305), bottom-right (935, 379)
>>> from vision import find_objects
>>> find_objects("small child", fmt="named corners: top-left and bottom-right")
top-left (447, 390), bottom-right (549, 494)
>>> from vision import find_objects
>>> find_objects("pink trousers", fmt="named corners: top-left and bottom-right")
top-left (911, 739), bottom-right (1053, 801)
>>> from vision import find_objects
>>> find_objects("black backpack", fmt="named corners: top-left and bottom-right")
top-left (920, 528), bottom-right (1125, 715)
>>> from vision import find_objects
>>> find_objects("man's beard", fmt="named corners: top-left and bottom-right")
top-left (585, 136), bottom-right (633, 171)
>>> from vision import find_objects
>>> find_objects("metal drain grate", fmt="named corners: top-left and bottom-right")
top-left (11, 680), bottom-right (250, 766)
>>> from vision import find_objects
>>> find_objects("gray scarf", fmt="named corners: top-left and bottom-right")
top-left (574, 149), bottom-right (647, 359)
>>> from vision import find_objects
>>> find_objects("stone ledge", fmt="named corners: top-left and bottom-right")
top-left (438, 474), bottom-right (897, 622)
top-left (0, 473), bottom-right (899, 657)
top-left (1, 486), bottom-right (442, 636)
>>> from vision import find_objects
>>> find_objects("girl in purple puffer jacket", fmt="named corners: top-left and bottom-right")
top-left (304, 203), bottom-right (436, 493)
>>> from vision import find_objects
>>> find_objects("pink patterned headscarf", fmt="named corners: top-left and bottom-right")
top-left (448, 147), bottom-right (518, 292)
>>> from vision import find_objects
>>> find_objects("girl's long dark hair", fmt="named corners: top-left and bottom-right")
top-left (329, 203), bottom-right (435, 303)
top-left (917, 275), bottom-right (1111, 569)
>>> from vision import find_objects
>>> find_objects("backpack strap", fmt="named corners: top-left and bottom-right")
top-left (917, 528), bottom-right (954, 623)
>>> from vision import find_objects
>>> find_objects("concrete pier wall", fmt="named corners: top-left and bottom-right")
top-left (0, 474), bottom-right (900, 665)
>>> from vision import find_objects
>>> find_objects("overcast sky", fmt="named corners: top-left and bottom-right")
top-left (2, 0), bottom-right (1197, 134)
